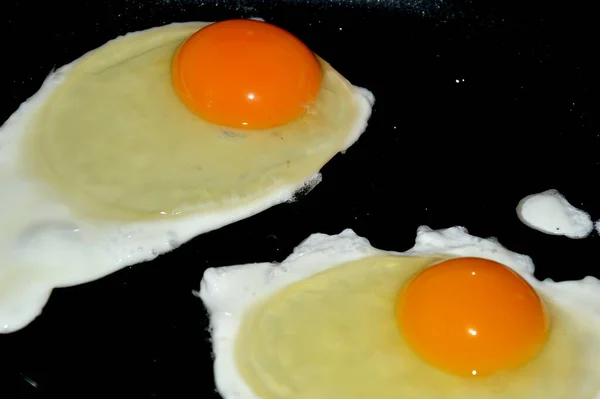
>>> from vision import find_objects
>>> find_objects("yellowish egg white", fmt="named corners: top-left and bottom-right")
top-left (23, 22), bottom-right (373, 220)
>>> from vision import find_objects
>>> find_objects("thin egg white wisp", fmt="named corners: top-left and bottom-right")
top-left (198, 226), bottom-right (600, 399)
top-left (0, 22), bottom-right (374, 333)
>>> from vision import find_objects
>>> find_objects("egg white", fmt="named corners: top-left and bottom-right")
top-left (198, 226), bottom-right (600, 399)
top-left (517, 189), bottom-right (594, 239)
top-left (0, 21), bottom-right (373, 333)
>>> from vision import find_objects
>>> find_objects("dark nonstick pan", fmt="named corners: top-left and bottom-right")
top-left (1, 0), bottom-right (598, 397)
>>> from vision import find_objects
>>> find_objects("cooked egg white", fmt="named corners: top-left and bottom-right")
top-left (199, 226), bottom-right (600, 399)
top-left (0, 21), bottom-right (373, 332)
top-left (517, 189), bottom-right (593, 239)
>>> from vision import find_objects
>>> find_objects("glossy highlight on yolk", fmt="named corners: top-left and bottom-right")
top-left (171, 19), bottom-right (323, 130)
top-left (396, 257), bottom-right (550, 377)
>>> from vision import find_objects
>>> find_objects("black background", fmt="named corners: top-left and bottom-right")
top-left (1, 0), bottom-right (599, 397)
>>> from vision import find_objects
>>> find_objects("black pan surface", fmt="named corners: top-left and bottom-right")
top-left (1, 0), bottom-right (599, 397)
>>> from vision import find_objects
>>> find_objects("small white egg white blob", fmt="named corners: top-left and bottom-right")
top-left (0, 22), bottom-right (374, 333)
top-left (517, 189), bottom-right (593, 239)
top-left (198, 226), bottom-right (600, 399)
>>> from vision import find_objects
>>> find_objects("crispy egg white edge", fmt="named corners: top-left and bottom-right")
top-left (197, 226), bottom-right (600, 399)
top-left (0, 21), bottom-right (374, 333)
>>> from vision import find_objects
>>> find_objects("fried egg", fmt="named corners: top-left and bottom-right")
top-left (199, 227), bottom-right (600, 399)
top-left (0, 20), bottom-right (373, 332)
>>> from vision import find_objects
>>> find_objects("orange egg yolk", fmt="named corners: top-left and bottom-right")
top-left (396, 257), bottom-right (549, 377)
top-left (171, 19), bottom-right (322, 130)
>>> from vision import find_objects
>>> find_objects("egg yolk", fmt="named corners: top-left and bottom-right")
top-left (396, 257), bottom-right (549, 377)
top-left (171, 19), bottom-right (322, 130)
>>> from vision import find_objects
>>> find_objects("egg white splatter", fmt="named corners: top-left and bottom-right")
top-left (517, 189), bottom-right (593, 238)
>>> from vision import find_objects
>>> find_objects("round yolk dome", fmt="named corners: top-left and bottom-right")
top-left (171, 19), bottom-right (323, 130)
top-left (396, 257), bottom-right (550, 377)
